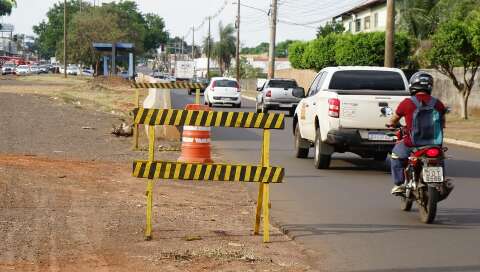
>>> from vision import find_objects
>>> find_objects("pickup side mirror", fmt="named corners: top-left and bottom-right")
top-left (256, 87), bottom-right (263, 92)
top-left (292, 87), bottom-right (305, 98)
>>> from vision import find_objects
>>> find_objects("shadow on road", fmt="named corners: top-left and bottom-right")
top-left (436, 208), bottom-right (480, 225)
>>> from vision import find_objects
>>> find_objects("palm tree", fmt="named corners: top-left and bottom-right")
top-left (0, 0), bottom-right (17, 16)
top-left (398, 0), bottom-right (440, 39)
top-left (213, 22), bottom-right (236, 75)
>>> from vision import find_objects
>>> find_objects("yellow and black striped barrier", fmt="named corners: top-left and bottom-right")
top-left (134, 105), bottom-right (284, 242)
top-left (133, 108), bottom-right (285, 129)
top-left (131, 82), bottom-right (205, 89)
top-left (133, 161), bottom-right (284, 183)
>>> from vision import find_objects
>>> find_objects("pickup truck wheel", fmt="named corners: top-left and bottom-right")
top-left (314, 128), bottom-right (331, 169)
top-left (288, 107), bottom-right (295, 117)
top-left (294, 123), bottom-right (309, 158)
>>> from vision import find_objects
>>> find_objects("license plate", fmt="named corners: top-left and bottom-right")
top-left (368, 132), bottom-right (394, 141)
top-left (422, 167), bottom-right (444, 183)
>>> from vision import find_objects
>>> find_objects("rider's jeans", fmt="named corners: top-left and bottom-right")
top-left (391, 140), bottom-right (413, 186)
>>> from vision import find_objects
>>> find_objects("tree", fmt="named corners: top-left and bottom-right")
top-left (428, 18), bottom-right (480, 119)
top-left (335, 32), bottom-right (411, 67)
top-left (60, 9), bottom-right (127, 66)
top-left (276, 40), bottom-right (295, 57)
top-left (143, 13), bottom-right (169, 54)
top-left (303, 35), bottom-right (338, 71)
top-left (288, 41), bottom-right (308, 69)
top-left (241, 42), bottom-right (269, 55)
top-left (202, 36), bottom-right (214, 56)
top-left (397, 0), bottom-right (439, 40)
top-left (33, 0), bottom-right (86, 58)
top-left (0, 0), bottom-right (15, 17)
top-left (227, 56), bottom-right (263, 78)
top-left (316, 21), bottom-right (344, 38)
top-left (213, 22), bottom-right (236, 75)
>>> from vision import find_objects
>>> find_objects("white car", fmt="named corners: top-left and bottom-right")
top-left (15, 65), bottom-right (31, 75)
top-left (30, 65), bottom-right (41, 74)
top-left (204, 77), bottom-right (241, 108)
top-left (67, 65), bottom-right (79, 75)
top-left (1, 62), bottom-right (15, 75)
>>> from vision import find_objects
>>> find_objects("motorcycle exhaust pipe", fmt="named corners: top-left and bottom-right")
top-left (439, 179), bottom-right (454, 202)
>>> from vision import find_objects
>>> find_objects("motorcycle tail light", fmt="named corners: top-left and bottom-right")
top-left (426, 148), bottom-right (441, 158)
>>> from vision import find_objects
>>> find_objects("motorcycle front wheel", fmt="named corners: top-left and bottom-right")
top-left (419, 186), bottom-right (439, 224)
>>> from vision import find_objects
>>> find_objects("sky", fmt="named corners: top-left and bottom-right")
top-left (1, 0), bottom-right (366, 47)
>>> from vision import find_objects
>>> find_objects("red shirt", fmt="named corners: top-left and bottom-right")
top-left (396, 93), bottom-right (446, 147)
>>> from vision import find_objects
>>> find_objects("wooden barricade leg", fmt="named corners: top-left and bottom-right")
top-left (195, 88), bottom-right (200, 105)
top-left (145, 179), bottom-right (154, 240)
top-left (145, 125), bottom-right (156, 240)
top-left (254, 129), bottom-right (271, 242)
top-left (133, 89), bottom-right (140, 150)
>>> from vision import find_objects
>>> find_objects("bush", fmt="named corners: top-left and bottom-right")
top-left (335, 32), bottom-right (411, 67)
top-left (303, 34), bottom-right (338, 71)
top-left (288, 41), bottom-right (308, 69)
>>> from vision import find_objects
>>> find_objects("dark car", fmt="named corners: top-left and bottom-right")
top-left (188, 77), bottom-right (209, 95)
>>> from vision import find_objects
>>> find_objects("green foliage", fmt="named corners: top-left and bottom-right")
top-left (212, 22), bottom-right (236, 74)
top-left (335, 32), bottom-right (411, 67)
top-left (428, 16), bottom-right (480, 119)
top-left (227, 56), bottom-right (263, 79)
top-left (33, 0), bottom-right (168, 59)
top-left (276, 40), bottom-right (296, 57)
top-left (397, 0), bottom-right (439, 40)
top-left (59, 9), bottom-right (127, 65)
top-left (316, 22), bottom-right (344, 38)
top-left (0, 0), bottom-right (15, 17)
top-left (288, 41), bottom-right (308, 69)
top-left (241, 42), bottom-right (269, 55)
top-left (303, 35), bottom-right (338, 71)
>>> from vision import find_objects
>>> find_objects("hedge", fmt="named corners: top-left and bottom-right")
top-left (288, 32), bottom-right (412, 71)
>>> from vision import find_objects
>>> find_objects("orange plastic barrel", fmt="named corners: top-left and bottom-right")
top-left (177, 104), bottom-right (213, 163)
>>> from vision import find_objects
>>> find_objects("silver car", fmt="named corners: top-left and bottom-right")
top-left (255, 78), bottom-right (304, 115)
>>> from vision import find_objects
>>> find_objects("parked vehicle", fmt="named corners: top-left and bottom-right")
top-left (293, 66), bottom-right (411, 169)
top-left (30, 65), bottom-right (41, 74)
top-left (256, 78), bottom-right (303, 116)
top-left (38, 65), bottom-right (50, 74)
top-left (175, 60), bottom-right (195, 81)
top-left (15, 65), bottom-right (31, 75)
top-left (188, 77), bottom-right (209, 95)
top-left (388, 126), bottom-right (454, 223)
top-left (1, 62), bottom-right (16, 75)
top-left (204, 77), bottom-right (241, 108)
top-left (66, 65), bottom-right (79, 75)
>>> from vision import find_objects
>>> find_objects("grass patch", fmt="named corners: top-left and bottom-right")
top-left (446, 110), bottom-right (480, 144)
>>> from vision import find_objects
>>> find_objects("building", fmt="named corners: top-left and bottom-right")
top-left (334, 0), bottom-right (388, 34)
top-left (243, 55), bottom-right (291, 73)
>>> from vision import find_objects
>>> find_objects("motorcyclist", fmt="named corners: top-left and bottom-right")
top-left (387, 72), bottom-right (447, 194)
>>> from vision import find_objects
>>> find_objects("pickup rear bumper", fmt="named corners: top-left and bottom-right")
top-left (326, 129), bottom-right (395, 156)
top-left (264, 101), bottom-right (298, 109)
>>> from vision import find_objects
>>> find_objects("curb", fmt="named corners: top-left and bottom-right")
top-left (444, 138), bottom-right (480, 149)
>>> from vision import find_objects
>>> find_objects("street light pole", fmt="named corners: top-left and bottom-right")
top-left (267, 0), bottom-right (278, 79)
top-left (235, 0), bottom-right (240, 83)
top-left (207, 16), bottom-right (211, 79)
top-left (64, 0), bottom-right (67, 78)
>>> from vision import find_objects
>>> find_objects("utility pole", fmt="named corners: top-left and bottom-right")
top-left (64, 0), bottom-right (67, 78)
top-left (192, 26), bottom-right (195, 60)
top-left (384, 0), bottom-right (394, 67)
top-left (267, 0), bottom-right (278, 79)
top-left (235, 0), bottom-right (241, 83)
top-left (207, 16), bottom-right (211, 79)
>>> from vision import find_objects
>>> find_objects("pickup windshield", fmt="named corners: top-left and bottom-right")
top-left (267, 80), bottom-right (297, 88)
top-left (329, 70), bottom-right (406, 91)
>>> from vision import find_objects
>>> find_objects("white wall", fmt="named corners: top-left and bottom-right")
top-left (341, 3), bottom-right (387, 34)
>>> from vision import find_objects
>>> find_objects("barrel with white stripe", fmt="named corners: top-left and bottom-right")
top-left (177, 104), bottom-right (213, 163)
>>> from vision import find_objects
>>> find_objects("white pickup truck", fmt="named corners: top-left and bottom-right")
top-left (293, 66), bottom-right (410, 169)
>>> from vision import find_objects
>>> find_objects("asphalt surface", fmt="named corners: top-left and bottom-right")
top-left (170, 89), bottom-right (480, 272)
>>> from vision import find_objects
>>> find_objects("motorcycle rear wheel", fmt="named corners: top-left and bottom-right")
top-left (400, 196), bottom-right (413, 211)
top-left (419, 186), bottom-right (439, 224)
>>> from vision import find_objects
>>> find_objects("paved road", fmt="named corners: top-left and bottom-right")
top-left (171, 89), bottom-right (480, 272)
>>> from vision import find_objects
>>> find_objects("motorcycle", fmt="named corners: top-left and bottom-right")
top-left (388, 127), bottom-right (454, 223)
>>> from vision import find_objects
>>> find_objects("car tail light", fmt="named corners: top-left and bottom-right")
top-left (426, 148), bottom-right (441, 158)
top-left (328, 98), bottom-right (340, 118)
top-left (266, 90), bottom-right (272, 97)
